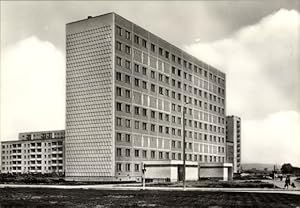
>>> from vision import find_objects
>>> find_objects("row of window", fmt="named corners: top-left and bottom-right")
top-left (116, 116), bottom-right (225, 134)
top-left (115, 148), bottom-right (225, 164)
top-left (116, 162), bottom-right (139, 172)
top-left (116, 40), bottom-right (225, 87)
top-left (2, 166), bottom-right (63, 171)
top-left (116, 56), bottom-right (225, 97)
top-left (116, 71), bottom-right (225, 105)
top-left (117, 143), bottom-right (224, 157)
top-left (116, 104), bottom-right (225, 129)
top-left (116, 132), bottom-right (225, 144)
top-left (116, 25), bottom-right (225, 86)
top-left (2, 141), bottom-right (63, 149)
top-left (116, 86), bottom-right (225, 116)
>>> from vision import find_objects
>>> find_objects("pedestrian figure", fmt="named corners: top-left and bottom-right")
top-left (284, 176), bottom-right (290, 189)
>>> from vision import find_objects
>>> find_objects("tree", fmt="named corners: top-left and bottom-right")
top-left (281, 163), bottom-right (293, 174)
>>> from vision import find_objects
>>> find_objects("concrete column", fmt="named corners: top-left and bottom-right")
top-left (223, 167), bottom-right (228, 181)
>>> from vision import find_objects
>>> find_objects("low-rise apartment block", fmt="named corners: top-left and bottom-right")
top-left (1, 130), bottom-right (65, 174)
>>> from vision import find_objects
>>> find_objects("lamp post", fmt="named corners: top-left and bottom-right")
top-left (182, 102), bottom-right (189, 190)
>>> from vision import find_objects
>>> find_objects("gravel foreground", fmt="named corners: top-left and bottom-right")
top-left (1, 188), bottom-right (300, 208)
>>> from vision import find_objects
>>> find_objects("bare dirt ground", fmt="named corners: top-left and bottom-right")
top-left (1, 188), bottom-right (300, 208)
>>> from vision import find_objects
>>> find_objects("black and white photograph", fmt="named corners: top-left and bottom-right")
top-left (0, 1), bottom-right (300, 207)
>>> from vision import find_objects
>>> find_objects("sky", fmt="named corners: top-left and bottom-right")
top-left (1, 1), bottom-right (299, 166)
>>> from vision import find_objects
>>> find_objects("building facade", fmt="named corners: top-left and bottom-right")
top-left (226, 116), bottom-right (241, 173)
top-left (1, 130), bottom-right (65, 174)
top-left (65, 12), bottom-right (226, 181)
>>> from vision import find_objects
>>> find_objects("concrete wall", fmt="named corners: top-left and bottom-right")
top-left (200, 167), bottom-right (224, 178)
top-left (186, 167), bottom-right (198, 181)
top-left (145, 166), bottom-right (171, 180)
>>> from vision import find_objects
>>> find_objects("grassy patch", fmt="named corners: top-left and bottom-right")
top-left (0, 188), bottom-right (299, 208)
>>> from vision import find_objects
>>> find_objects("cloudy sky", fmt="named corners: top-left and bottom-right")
top-left (1, 1), bottom-right (299, 166)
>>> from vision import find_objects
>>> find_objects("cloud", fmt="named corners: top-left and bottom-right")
top-left (1, 36), bottom-right (65, 140)
top-left (185, 9), bottom-right (300, 166)
top-left (243, 111), bottom-right (300, 166)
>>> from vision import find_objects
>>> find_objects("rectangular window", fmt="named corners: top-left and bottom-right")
top-left (151, 84), bottom-right (156, 92)
top-left (134, 164), bottom-right (140, 172)
top-left (134, 63), bottom-right (140, 73)
top-left (151, 124), bottom-right (155, 132)
top-left (125, 134), bottom-right (131, 142)
top-left (116, 133), bottom-right (122, 141)
top-left (116, 26), bottom-right (122, 36)
top-left (159, 152), bottom-right (163, 159)
top-left (159, 112), bottom-right (163, 120)
top-left (116, 117), bottom-right (122, 126)
top-left (117, 148), bottom-right (122, 156)
top-left (159, 73), bottom-right (163, 81)
top-left (142, 108), bottom-right (147, 116)
top-left (125, 30), bottom-right (131, 40)
top-left (116, 56), bottom-right (122, 66)
top-left (172, 67), bottom-right (176, 74)
top-left (116, 41), bottom-right (122, 51)
top-left (117, 163), bottom-right (122, 171)
top-left (143, 150), bottom-right (147, 158)
top-left (165, 89), bottom-right (169, 97)
top-left (142, 122), bottom-right (147, 130)
top-left (142, 39), bottom-right (147, 48)
top-left (159, 126), bottom-right (163, 133)
top-left (125, 45), bottom-right (131, 54)
top-left (177, 69), bottom-right (181, 77)
top-left (142, 67), bottom-right (147, 75)
top-left (125, 75), bottom-right (130, 84)
top-left (151, 110), bottom-right (156, 118)
top-left (151, 151), bottom-right (156, 158)
top-left (125, 60), bottom-right (131, 69)
top-left (172, 54), bottom-right (176, 62)
top-left (159, 87), bottom-right (163, 95)
top-left (165, 76), bottom-right (169, 84)
top-left (126, 163), bottom-right (131, 171)
top-left (116, 87), bottom-right (122, 96)
top-left (125, 90), bottom-right (131, 98)
top-left (142, 81), bottom-right (147, 89)
top-left (125, 104), bottom-right (131, 113)
top-left (134, 35), bottom-right (139, 44)
top-left (134, 106), bottom-right (140, 115)
top-left (151, 71), bottom-right (155, 79)
top-left (116, 102), bottom-right (122, 111)
top-left (159, 47), bottom-right (163, 56)
top-left (177, 57), bottom-right (181, 65)
top-left (135, 150), bottom-right (139, 157)
top-left (125, 149), bottom-right (131, 157)
top-left (151, 43), bottom-right (156, 52)
top-left (135, 121), bottom-right (139, 129)
top-left (165, 51), bottom-right (169, 59)
top-left (116, 72), bottom-right (121, 81)
top-left (165, 127), bottom-right (169, 134)
top-left (125, 119), bottom-right (131, 128)
top-left (134, 78), bottom-right (140, 87)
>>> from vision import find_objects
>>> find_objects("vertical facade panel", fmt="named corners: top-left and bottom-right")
top-left (65, 14), bottom-right (114, 180)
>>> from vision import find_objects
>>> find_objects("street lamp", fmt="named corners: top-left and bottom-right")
top-left (182, 101), bottom-right (189, 190)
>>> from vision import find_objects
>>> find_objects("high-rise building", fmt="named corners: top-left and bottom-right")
top-left (226, 116), bottom-right (241, 173)
top-left (65, 12), bottom-right (226, 181)
top-left (1, 130), bottom-right (65, 174)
